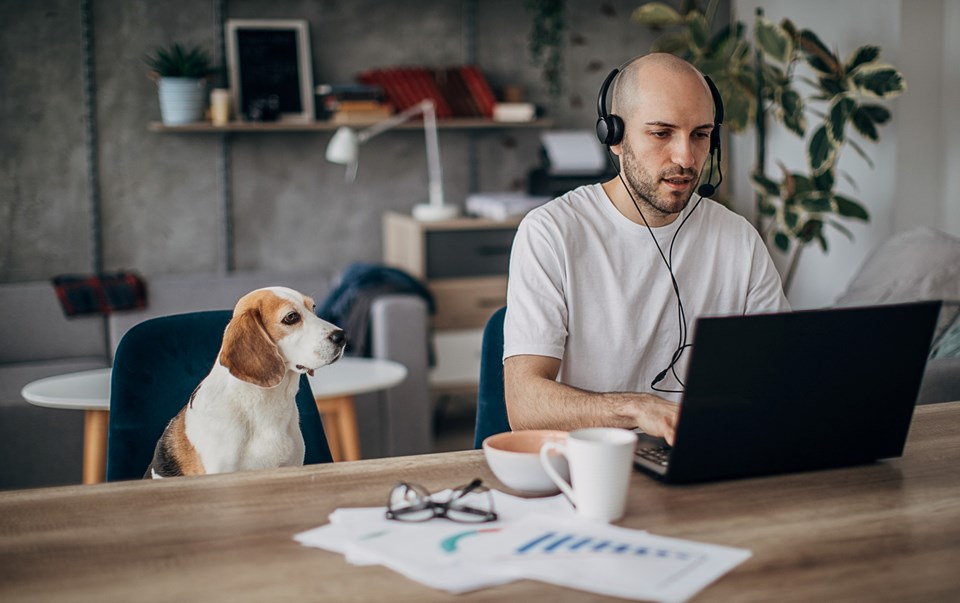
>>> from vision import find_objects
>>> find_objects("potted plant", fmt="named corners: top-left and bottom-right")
top-left (633, 1), bottom-right (906, 292)
top-left (144, 42), bottom-right (216, 125)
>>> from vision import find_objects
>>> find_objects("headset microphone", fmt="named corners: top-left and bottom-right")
top-left (696, 130), bottom-right (724, 198)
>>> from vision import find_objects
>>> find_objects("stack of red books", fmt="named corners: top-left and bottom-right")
top-left (358, 65), bottom-right (497, 119)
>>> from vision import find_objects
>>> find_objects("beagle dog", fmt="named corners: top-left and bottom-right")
top-left (146, 287), bottom-right (345, 479)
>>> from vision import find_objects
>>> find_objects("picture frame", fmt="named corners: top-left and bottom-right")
top-left (225, 19), bottom-right (315, 122)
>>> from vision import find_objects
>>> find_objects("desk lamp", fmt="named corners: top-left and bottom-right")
top-left (325, 99), bottom-right (456, 221)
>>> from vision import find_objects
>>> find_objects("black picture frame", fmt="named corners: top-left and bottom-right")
top-left (226, 19), bottom-right (315, 122)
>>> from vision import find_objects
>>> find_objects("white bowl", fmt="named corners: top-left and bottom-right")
top-left (483, 430), bottom-right (570, 494)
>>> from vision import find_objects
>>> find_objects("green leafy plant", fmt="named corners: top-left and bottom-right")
top-left (633, 1), bottom-right (906, 291)
top-left (525, 0), bottom-right (566, 97)
top-left (144, 42), bottom-right (215, 79)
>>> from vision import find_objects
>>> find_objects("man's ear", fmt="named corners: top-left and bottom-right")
top-left (220, 309), bottom-right (286, 388)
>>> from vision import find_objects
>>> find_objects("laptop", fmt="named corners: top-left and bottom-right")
top-left (634, 301), bottom-right (941, 484)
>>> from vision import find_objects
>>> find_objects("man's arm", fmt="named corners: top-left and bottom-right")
top-left (504, 354), bottom-right (680, 445)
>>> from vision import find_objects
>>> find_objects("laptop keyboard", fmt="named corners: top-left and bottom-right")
top-left (636, 445), bottom-right (672, 467)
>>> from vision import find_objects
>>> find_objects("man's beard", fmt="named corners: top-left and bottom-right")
top-left (621, 143), bottom-right (699, 218)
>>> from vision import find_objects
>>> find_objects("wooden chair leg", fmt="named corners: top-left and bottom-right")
top-left (83, 409), bottom-right (109, 484)
top-left (314, 395), bottom-right (361, 462)
top-left (335, 396), bottom-right (361, 461)
top-left (315, 396), bottom-right (360, 462)
top-left (325, 420), bottom-right (344, 463)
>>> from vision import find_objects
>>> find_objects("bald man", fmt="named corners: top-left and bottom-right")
top-left (503, 54), bottom-right (788, 445)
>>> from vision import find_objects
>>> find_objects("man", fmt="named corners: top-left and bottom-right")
top-left (503, 53), bottom-right (788, 445)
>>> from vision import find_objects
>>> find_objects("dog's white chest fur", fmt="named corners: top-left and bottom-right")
top-left (184, 364), bottom-right (305, 473)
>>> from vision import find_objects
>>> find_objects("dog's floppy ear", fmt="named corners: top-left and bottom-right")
top-left (220, 308), bottom-right (286, 387)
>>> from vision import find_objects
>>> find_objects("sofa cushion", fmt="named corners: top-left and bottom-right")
top-left (0, 281), bottom-right (108, 363)
top-left (0, 404), bottom-right (84, 490)
top-left (108, 270), bottom-right (333, 358)
top-left (917, 357), bottom-right (960, 404)
top-left (835, 227), bottom-right (960, 341)
top-left (0, 358), bottom-right (111, 410)
top-left (931, 315), bottom-right (960, 359)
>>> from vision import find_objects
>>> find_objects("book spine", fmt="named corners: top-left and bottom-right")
top-left (358, 70), bottom-right (403, 111)
top-left (460, 66), bottom-right (497, 118)
top-left (394, 67), bottom-right (421, 111)
top-left (414, 67), bottom-right (453, 118)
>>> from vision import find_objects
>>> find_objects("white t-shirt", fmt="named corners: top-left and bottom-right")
top-left (504, 183), bottom-right (789, 401)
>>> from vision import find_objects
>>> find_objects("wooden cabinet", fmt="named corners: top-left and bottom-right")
top-left (383, 211), bottom-right (521, 331)
top-left (384, 211), bottom-right (522, 389)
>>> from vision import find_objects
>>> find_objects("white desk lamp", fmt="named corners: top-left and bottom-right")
top-left (325, 99), bottom-right (457, 221)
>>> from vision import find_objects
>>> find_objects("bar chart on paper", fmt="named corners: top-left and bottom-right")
top-left (515, 530), bottom-right (697, 561)
top-left (454, 519), bottom-right (752, 602)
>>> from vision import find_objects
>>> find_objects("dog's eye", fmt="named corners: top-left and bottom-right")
top-left (282, 311), bottom-right (301, 326)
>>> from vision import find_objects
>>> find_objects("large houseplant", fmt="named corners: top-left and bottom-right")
top-left (144, 42), bottom-right (216, 125)
top-left (633, 1), bottom-right (906, 291)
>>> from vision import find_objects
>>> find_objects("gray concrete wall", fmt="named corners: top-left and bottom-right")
top-left (1, 0), bottom-right (717, 282)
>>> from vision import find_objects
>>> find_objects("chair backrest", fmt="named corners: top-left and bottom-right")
top-left (107, 310), bottom-right (331, 481)
top-left (474, 307), bottom-right (510, 448)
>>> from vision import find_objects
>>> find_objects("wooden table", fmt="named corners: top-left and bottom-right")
top-left (20, 358), bottom-right (407, 483)
top-left (2, 402), bottom-right (959, 602)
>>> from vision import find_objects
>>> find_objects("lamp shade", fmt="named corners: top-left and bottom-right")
top-left (325, 127), bottom-right (359, 165)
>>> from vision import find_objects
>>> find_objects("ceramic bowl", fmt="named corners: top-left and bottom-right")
top-left (482, 430), bottom-right (570, 494)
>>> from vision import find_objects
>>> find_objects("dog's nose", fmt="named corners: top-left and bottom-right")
top-left (328, 329), bottom-right (345, 345)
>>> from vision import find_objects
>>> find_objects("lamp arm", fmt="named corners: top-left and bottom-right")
top-left (355, 100), bottom-right (433, 143)
top-left (355, 100), bottom-right (444, 209)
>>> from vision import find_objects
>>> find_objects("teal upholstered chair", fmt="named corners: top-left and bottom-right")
top-left (474, 307), bottom-right (511, 448)
top-left (107, 310), bottom-right (332, 481)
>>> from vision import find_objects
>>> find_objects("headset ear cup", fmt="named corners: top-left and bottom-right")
top-left (710, 124), bottom-right (722, 155)
top-left (608, 115), bottom-right (624, 146)
top-left (596, 115), bottom-right (624, 146)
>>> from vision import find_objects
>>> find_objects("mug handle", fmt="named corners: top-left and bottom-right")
top-left (540, 441), bottom-right (575, 504)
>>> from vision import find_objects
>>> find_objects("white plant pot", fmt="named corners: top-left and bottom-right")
top-left (157, 77), bottom-right (206, 125)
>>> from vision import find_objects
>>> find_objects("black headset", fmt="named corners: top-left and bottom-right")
top-left (596, 65), bottom-right (725, 196)
top-left (595, 61), bottom-right (726, 392)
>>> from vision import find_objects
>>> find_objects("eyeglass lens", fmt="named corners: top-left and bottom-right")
top-left (387, 482), bottom-right (435, 521)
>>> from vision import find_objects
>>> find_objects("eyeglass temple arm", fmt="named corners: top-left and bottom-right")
top-left (452, 478), bottom-right (484, 500)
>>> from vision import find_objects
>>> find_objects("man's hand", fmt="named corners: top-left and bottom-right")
top-left (505, 355), bottom-right (680, 444)
top-left (630, 393), bottom-right (680, 446)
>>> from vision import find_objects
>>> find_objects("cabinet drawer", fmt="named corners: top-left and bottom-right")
top-left (430, 277), bottom-right (507, 330)
top-left (425, 229), bottom-right (516, 279)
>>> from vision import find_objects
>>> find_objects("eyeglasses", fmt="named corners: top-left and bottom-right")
top-left (385, 478), bottom-right (498, 523)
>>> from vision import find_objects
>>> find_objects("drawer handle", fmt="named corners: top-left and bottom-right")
top-left (476, 246), bottom-right (512, 256)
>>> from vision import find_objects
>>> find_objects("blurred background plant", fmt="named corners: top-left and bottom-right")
top-left (525, 0), bottom-right (567, 97)
top-left (633, 0), bottom-right (906, 291)
top-left (144, 42), bottom-right (216, 79)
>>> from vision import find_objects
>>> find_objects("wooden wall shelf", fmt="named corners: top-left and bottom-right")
top-left (148, 118), bottom-right (553, 133)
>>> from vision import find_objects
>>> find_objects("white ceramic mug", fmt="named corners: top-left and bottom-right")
top-left (539, 427), bottom-right (637, 522)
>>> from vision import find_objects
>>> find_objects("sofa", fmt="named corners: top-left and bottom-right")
top-left (833, 227), bottom-right (960, 404)
top-left (0, 269), bottom-right (431, 490)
